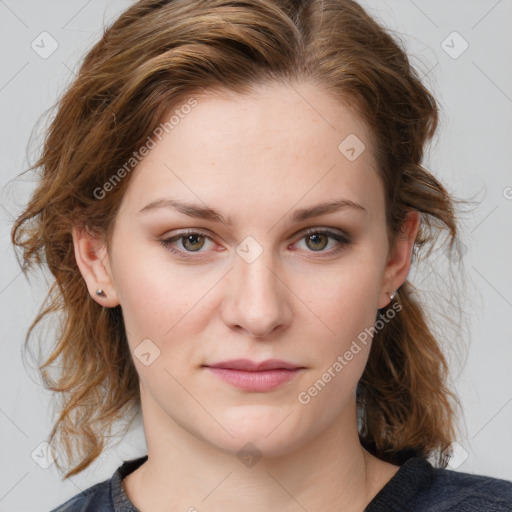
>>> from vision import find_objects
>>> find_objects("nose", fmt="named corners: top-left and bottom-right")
top-left (220, 249), bottom-right (293, 338)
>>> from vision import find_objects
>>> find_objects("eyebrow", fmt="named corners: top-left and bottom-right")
top-left (138, 197), bottom-right (366, 225)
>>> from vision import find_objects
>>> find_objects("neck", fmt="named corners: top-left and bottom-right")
top-left (123, 391), bottom-right (397, 511)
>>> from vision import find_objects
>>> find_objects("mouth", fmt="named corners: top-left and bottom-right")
top-left (202, 359), bottom-right (305, 392)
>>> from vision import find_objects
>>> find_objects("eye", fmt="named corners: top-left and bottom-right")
top-left (180, 233), bottom-right (207, 252)
top-left (305, 232), bottom-right (329, 251)
top-left (159, 230), bottom-right (216, 258)
top-left (159, 227), bottom-right (351, 260)
top-left (293, 228), bottom-right (350, 255)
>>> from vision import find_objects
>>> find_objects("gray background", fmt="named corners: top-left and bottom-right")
top-left (0, 0), bottom-right (511, 510)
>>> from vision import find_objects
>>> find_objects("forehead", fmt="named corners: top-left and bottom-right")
top-left (120, 81), bottom-right (383, 223)
top-left (174, 81), bottom-right (375, 161)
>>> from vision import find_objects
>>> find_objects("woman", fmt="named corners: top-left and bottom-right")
top-left (11, 0), bottom-right (512, 510)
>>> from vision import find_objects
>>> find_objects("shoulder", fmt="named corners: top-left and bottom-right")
top-left (48, 455), bottom-right (148, 512)
top-left (367, 457), bottom-right (512, 512)
top-left (412, 461), bottom-right (512, 511)
top-left (48, 479), bottom-right (112, 512)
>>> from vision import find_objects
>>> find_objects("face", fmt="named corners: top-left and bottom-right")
top-left (99, 81), bottom-right (402, 456)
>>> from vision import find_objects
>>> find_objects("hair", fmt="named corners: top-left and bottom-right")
top-left (11, 0), bottom-right (463, 478)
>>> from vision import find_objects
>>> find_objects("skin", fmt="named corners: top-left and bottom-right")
top-left (73, 80), bottom-right (420, 511)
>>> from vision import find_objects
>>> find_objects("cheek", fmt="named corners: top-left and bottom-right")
top-left (290, 253), bottom-right (383, 395)
top-left (293, 259), bottom-right (382, 341)
top-left (111, 234), bottom-right (211, 340)
top-left (294, 270), bottom-right (378, 414)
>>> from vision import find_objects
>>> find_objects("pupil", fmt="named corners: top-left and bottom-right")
top-left (184, 234), bottom-right (203, 251)
top-left (308, 233), bottom-right (327, 251)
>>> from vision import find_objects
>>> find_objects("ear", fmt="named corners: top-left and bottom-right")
top-left (377, 210), bottom-right (420, 309)
top-left (72, 225), bottom-right (120, 307)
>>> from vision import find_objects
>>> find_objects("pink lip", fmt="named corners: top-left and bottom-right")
top-left (204, 359), bottom-right (304, 392)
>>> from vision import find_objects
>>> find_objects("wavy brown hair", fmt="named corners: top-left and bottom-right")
top-left (11, 0), bottom-right (463, 477)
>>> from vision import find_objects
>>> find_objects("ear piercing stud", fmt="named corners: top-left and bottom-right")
top-left (389, 291), bottom-right (396, 301)
top-left (96, 289), bottom-right (107, 298)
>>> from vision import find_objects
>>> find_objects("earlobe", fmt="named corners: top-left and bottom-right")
top-left (72, 226), bottom-right (119, 307)
top-left (378, 211), bottom-right (420, 309)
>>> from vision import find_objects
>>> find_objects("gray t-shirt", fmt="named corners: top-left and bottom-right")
top-left (50, 455), bottom-right (512, 511)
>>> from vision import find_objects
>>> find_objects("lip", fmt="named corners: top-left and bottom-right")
top-left (203, 359), bottom-right (305, 392)
top-left (206, 358), bottom-right (302, 371)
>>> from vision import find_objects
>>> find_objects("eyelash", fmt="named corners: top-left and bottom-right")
top-left (158, 228), bottom-right (351, 260)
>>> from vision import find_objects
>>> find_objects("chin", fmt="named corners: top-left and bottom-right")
top-left (203, 404), bottom-right (312, 457)
top-left (212, 432), bottom-right (307, 461)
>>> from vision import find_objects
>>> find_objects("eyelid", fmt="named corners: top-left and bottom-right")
top-left (159, 228), bottom-right (217, 251)
top-left (299, 227), bottom-right (351, 242)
